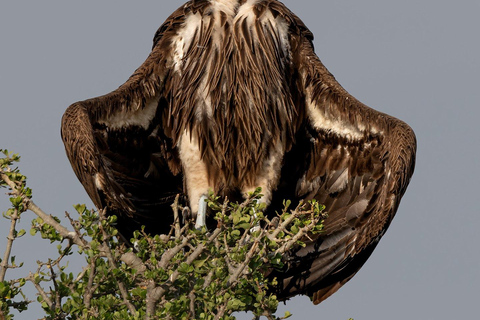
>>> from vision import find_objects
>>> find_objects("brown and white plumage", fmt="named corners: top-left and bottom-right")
top-left (61, 0), bottom-right (416, 304)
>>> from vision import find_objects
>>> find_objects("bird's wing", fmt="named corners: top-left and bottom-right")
top-left (61, 7), bottom-right (189, 240)
top-left (272, 29), bottom-right (416, 303)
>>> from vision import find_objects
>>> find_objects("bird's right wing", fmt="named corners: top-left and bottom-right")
top-left (270, 8), bottom-right (416, 303)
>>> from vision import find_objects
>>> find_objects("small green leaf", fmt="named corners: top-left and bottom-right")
top-left (17, 229), bottom-right (26, 237)
top-left (237, 222), bottom-right (251, 230)
top-left (9, 196), bottom-right (22, 208)
top-left (74, 204), bottom-right (86, 214)
top-left (291, 225), bottom-right (299, 234)
top-left (178, 262), bottom-right (194, 274)
top-left (193, 258), bottom-right (208, 269)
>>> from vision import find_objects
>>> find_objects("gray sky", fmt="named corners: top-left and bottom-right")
top-left (1, 1), bottom-right (479, 319)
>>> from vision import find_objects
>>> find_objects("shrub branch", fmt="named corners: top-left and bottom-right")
top-left (1, 151), bottom-right (326, 319)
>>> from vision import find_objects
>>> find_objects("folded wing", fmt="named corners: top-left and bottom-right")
top-left (271, 30), bottom-right (416, 303)
top-left (61, 9), bottom-right (188, 240)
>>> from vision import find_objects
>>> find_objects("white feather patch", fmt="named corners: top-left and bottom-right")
top-left (172, 13), bottom-right (203, 72)
top-left (94, 173), bottom-right (104, 190)
top-left (235, 0), bottom-right (261, 18)
top-left (212, 0), bottom-right (239, 16)
top-left (306, 104), bottom-right (364, 140)
top-left (305, 88), bottom-right (369, 141)
top-left (263, 11), bottom-right (291, 57)
top-left (98, 96), bottom-right (159, 130)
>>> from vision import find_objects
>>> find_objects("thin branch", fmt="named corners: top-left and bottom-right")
top-left (65, 211), bottom-right (84, 240)
top-left (28, 200), bottom-right (86, 246)
top-left (270, 204), bottom-right (303, 239)
top-left (185, 228), bottom-right (222, 266)
top-left (202, 269), bottom-right (215, 289)
top-left (171, 194), bottom-right (182, 238)
top-left (74, 266), bottom-right (89, 283)
top-left (1, 171), bottom-right (86, 247)
top-left (0, 171), bottom-right (18, 190)
top-left (227, 231), bottom-right (263, 286)
top-left (98, 212), bottom-right (136, 315)
top-left (188, 290), bottom-right (196, 318)
top-left (146, 227), bottom-right (223, 318)
top-left (26, 272), bottom-right (53, 309)
top-left (47, 260), bottom-right (62, 310)
top-left (0, 208), bottom-right (19, 281)
top-left (213, 302), bottom-right (228, 320)
top-left (101, 243), bottom-right (136, 314)
top-left (120, 252), bottom-right (146, 274)
top-left (157, 235), bottom-right (193, 269)
top-left (3, 170), bottom-right (148, 275)
top-left (83, 259), bottom-right (96, 308)
top-left (222, 234), bottom-right (236, 275)
top-left (276, 211), bottom-right (322, 255)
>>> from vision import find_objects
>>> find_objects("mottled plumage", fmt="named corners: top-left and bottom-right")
top-left (61, 0), bottom-right (416, 304)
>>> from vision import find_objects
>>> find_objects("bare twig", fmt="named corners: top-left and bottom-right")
top-left (276, 224), bottom-right (312, 255)
top-left (65, 211), bottom-right (84, 239)
top-left (222, 235), bottom-right (236, 275)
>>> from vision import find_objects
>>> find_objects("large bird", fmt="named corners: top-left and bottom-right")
top-left (61, 0), bottom-right (416, 304)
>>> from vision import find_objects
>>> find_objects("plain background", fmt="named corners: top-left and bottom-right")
top-left (1, 1), bottom-right (479, 319)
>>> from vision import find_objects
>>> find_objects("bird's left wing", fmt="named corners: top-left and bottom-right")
top-left (61, 6), bottom-right (189, 240)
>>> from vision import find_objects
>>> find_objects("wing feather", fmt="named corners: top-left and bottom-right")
top-left (270, 17), bottom-right (416, 303)
top-left (61, 8), bottom-right (189, 240)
